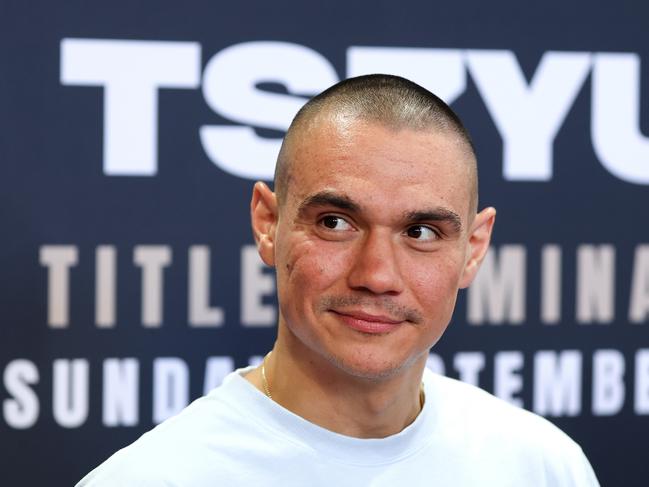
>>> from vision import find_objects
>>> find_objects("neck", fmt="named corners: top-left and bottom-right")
top-left (246, 326), bottom-right (426, 439)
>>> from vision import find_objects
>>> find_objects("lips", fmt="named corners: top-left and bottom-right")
top-left (331, 310), bottom-right (404, 334)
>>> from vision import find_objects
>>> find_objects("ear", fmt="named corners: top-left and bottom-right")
top-left (459, 207), bottom-right (496, 289)
top-left (250, 181), bottom-right (279, 267)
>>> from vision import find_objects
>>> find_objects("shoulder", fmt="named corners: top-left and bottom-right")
top-left (424, 372), bottom-right (599, 485)
top-left (426, 371), bottom-right (573, 442)
top-left (77, 373), bottom-right (252, 486)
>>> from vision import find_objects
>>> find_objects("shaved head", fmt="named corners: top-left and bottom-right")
top-left (274, 74), bottom-right (478, 213)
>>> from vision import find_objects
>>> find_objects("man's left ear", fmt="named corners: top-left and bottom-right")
top-left (459, 207), bottom-right (496, 289)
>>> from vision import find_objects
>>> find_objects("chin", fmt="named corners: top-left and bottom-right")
top-left (324, 349), bottom-right (418, 381)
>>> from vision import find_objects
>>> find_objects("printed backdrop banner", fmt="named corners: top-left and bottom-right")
top-left (1, 1), bottom-right (647, 485)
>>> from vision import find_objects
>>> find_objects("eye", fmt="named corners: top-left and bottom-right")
top-left (319, 215), bottom-right (353, 231)
top-left (405, 225), bottom-right (439, 242)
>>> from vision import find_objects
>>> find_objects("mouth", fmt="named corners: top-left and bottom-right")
top-left (330, 310), bottom-right (405, 334)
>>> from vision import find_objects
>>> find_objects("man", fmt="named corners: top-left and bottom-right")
top-left (78, 75), bottom-right (599, 486)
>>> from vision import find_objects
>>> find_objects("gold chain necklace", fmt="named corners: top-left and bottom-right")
top-left (261, 351), bottom-right (274, 399)
top-left (261, 351), bottom-right (425, 409)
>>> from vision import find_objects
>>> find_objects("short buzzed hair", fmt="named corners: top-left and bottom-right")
top-left (274, 74), bottom-right (478, 212)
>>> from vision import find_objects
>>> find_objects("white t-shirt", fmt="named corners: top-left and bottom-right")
top-left (78, 367), bottom-right (600, 486)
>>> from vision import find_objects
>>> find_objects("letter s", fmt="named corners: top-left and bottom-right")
top-left (200, 41), bottom-right (339, 181)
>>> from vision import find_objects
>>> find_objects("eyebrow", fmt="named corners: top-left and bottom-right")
top-left (297, 191), bottom-right (360, 217)
top-left (296, 190), bottom-right (463, 233)
top-left (405, 209), bottom-right (463, 234)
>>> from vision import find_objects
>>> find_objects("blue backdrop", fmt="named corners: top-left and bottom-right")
top-left (1, 1), bottom-right (647, 485)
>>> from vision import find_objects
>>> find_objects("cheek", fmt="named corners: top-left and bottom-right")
top-left (275, 238), bottom-right (352, 337)
top-left (408, 253), bottom-right (465, 311)
top-left (277, 236), bottom-right (348, 296)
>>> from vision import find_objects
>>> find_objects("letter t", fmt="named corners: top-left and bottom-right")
top-left (60, 38), bottom-right (200, 175)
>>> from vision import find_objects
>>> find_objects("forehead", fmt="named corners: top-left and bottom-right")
top-left (284, 118), bottom-right (474, 221)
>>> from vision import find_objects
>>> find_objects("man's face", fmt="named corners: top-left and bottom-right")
top-left (254, 117), bottom-right (492, 380)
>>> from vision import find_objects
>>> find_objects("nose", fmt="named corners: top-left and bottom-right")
top-left (347, 229), bottom-right (405, 295)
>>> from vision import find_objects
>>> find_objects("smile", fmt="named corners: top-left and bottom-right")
top-left (330, 310), bottom-right (405, 334)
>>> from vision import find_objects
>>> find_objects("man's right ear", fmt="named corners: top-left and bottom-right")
top-left (250, 182), bottom-right (278, 267)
